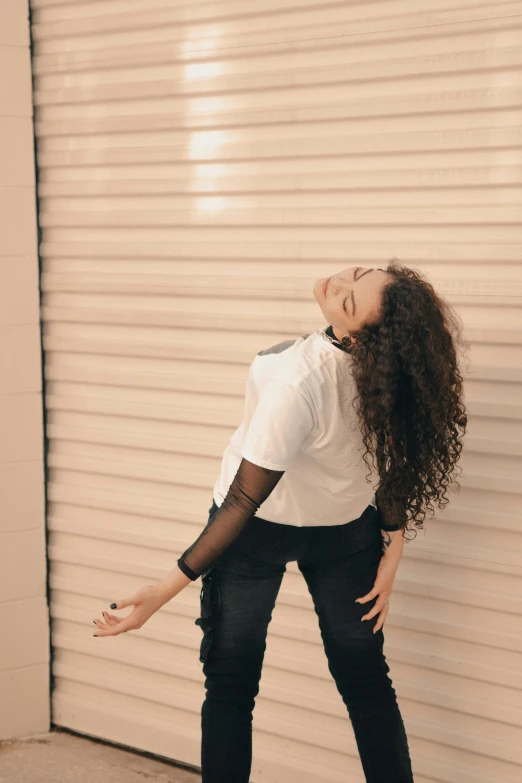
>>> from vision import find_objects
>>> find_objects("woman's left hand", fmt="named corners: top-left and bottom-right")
top-left (355, 554), bottom-right (399, 633)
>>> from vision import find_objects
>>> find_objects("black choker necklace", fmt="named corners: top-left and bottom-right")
top-left (315, 326), bottom-right (352, 353)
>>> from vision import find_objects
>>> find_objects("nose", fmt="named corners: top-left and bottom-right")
top-left (331, 271), bottom-right (353, 289)
top-left (336, 267), bottom-right (357, 283)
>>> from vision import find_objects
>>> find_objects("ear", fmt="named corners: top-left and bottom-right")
top-left (341, 333), bottom-right (356, 348)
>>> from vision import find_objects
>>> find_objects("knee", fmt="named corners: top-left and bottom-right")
top-left (325, 615), bottom-right (384, 660)
top-left (326, 635), bottom-right (399, 714)
top-left (325, 624), bottom-right (393, 679)
top-left (202, 651), bottom-right (264, 718)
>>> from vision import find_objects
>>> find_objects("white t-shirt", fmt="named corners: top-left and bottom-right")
top-left (213, 328), bottom-right (378, 527)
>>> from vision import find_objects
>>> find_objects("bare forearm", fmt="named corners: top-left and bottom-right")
top-left (155, 564), bottom-right (192, 604)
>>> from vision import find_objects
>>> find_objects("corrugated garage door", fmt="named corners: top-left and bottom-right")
top-left (31, 1), bottom-right (522, 781)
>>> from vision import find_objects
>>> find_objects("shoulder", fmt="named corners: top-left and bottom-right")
top-left (256, 338), bottom-right (297, 356)
top-left (251, 332), bottom-right (326, 404)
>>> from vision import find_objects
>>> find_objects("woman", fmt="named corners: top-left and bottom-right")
top-left (93, 261), bottom-right (468, 783)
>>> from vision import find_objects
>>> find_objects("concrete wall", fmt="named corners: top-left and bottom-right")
top-left (0, 0), bottom-right (49, 740)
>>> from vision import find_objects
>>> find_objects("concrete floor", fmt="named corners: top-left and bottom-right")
top-left (0, 730), bottom-right (202, 783)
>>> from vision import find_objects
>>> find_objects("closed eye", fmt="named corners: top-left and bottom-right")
top-left (342, 267), bottom-right (360, 314)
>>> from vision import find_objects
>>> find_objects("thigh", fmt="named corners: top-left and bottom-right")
top-left (297, 521), bottom-right (385, 652)
top-left (196, 529), bottom-right (287, 668)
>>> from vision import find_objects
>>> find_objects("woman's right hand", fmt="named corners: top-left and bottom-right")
top-left (92, 583), bottom-right (168, 638)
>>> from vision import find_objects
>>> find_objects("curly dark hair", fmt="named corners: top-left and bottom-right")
top-left (341, 260), bottom-right (469, 538)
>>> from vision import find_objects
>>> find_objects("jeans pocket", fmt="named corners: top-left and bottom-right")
top-left (245, 518), bottom-right (286, 553)
top-left (195, 565), bottom-right (221, 664)
top-left (341, 505), bottom-right (379, 552)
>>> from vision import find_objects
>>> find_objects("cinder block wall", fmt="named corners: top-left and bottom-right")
top-left (0, 0), bottom-right (49, 739)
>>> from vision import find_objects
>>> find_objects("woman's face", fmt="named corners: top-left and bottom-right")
top-left (313, 266), bottom-right (390, 337)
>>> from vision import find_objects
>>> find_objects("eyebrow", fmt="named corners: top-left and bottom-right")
top-left (351, 267), bottom-right (374, 316)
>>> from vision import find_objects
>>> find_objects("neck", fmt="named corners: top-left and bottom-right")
top-left (331, 325), bottom-right (346, 343)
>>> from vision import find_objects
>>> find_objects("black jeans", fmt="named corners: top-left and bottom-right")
top-left (196, 500), bottom-right (414, 783)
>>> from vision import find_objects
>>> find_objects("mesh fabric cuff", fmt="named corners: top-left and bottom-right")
top-left (177, 557), bottom-right (199, 581)
top-left (375, 508), bottom-right (402, 532)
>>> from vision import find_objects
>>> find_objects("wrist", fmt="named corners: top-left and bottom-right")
top-left (380, 528), bottom-right (404, 560)
top-left (156, 564), bottom-right (192, 603)
top-left (151, 580), bottom-right (173, 607)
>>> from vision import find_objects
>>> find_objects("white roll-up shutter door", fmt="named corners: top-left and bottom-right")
top-left (31, 1), bottom-right (522, 781)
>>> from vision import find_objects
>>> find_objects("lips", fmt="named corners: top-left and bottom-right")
top-left (322, 277), bottom-right (331, 296)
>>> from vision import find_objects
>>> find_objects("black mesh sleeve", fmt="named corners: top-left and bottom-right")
top-left (374, 486), bottom-right (403, 532)
top-left (177, 458), bottom-right (285, 581)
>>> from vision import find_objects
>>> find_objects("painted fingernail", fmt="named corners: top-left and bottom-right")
top-left (93, 620), bottom-right (97, 625)
top-left (110, 603), bottom-right (117, 609)
top-left (93, 634), bottom-right (97, 637)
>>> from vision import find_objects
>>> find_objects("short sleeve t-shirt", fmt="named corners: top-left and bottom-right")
top-left (213, 327), bottom-right (378, 527)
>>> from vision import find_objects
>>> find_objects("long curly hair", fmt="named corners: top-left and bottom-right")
top-left (341, 260), bottom-right (469, 538)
